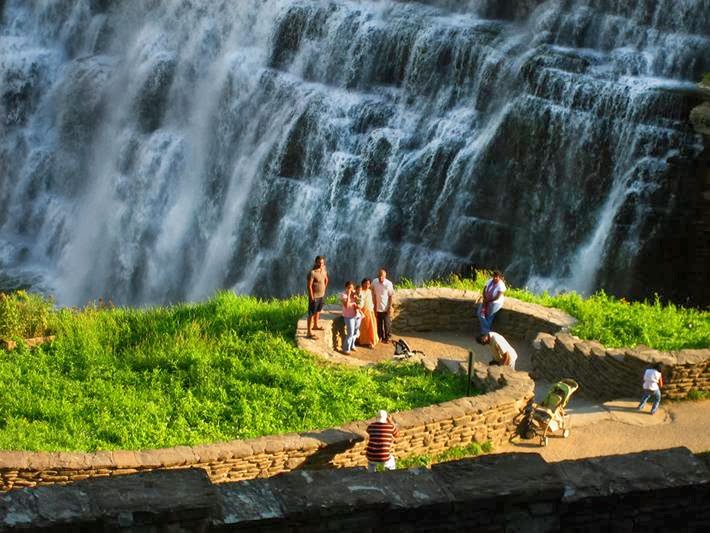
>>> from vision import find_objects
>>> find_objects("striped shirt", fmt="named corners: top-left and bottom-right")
top-left (366, 421), bottom-right (399, 462)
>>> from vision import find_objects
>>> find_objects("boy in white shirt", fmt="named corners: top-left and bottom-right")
top-left (638, 363), bottom-right (664, 415)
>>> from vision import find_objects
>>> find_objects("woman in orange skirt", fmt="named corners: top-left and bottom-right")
top-left (357, 278), bottom-right (379, 348)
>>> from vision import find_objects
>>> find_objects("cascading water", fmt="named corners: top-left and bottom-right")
top-left (0, 0), bottom-right (708, 306)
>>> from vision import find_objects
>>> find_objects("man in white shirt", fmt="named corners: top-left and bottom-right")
top-left (482, 331), bottom-right (517, 370)
top-left (638, 363), bottom-right (664, 415)
top-left (371, 268), bottom-right (395, 344)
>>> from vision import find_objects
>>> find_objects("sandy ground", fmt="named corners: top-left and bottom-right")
top-left (349, 330), bottom-right (710, 460)
top-left (496, 398), bottom-right (710, 460)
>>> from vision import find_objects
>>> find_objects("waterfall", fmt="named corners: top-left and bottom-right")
top-left (1, 0), bottom-right (708, 306)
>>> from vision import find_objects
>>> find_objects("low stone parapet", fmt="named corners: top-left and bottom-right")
top-left (3, 448), bottom-right (708, 531)
top-left (0, 365), bottom-right (533, 492)
top-left (391, 288), bottom-right (576, 339)
top-left (533, 332), bottom-right (710, 400)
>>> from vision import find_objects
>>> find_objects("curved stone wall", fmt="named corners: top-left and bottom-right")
top-left (0, 364), bottom-right (533, 492)
top-left (533, 332), bottom-right (710, 401)
top-left (391, 288), bottom-right (576, 338)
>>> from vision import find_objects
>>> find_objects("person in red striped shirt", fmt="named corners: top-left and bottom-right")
top-left (366, 410), bottom-right (399, 472)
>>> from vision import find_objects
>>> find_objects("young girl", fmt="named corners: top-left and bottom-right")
top-left (340, 281), bottom-right (360, 354)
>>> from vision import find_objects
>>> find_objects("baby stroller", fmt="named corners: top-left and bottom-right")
top-left (392, 339), bottom-right (424, 360)
top-left (527, 379), bottom-right (579, 447)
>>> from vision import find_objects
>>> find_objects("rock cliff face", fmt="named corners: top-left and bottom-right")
top-left (692, 81), bottom-right (710, 136)
top-left (678, 80), bottom-right (710, 307)
top-left (0, 1), bottom-right (708, 305)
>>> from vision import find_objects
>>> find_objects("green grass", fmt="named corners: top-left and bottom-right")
top-left (398, 272), bottom-right (710, 350)
top-left (397, 440), bottom-right (493, 469)
top-left (0, 291), bottom-right (468, 452)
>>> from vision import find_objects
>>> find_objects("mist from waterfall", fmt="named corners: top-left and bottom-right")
top-left (0, 0), bottom-right (707, 306)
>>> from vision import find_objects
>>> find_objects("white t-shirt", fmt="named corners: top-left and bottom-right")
top-left (489, 332), bottom-right (517, 370)
top-left (372, 278), bottom-right (394, 312)
top-left (643, 369), bottom-right (662, 391)
top-left (483, 278), bottom-right (506, 306)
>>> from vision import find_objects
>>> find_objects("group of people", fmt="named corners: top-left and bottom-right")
top-left (339, 270), bottom-right (395, 354)
top-left (306, 256), bottom-right (396, 355)
top-left (306, 259), bottom-right (666, 472)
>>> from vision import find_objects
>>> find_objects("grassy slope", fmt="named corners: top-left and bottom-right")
top-left (399, 273), bottom-right (710, 350)
top-left (0, 292), bottom-right (466, 452)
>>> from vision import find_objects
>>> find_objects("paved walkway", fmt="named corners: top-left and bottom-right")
top-left (310, 328), bottom-right (710, 460)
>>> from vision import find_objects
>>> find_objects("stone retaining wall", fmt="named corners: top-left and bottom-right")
top-left (3, 448), bottom-right (708, 531)
top-left (391, 288), bottom-right (576, 339)
top-left (533, 332), bottom-right (710, 400)
top-left (0, 365), bottom-right (533, 492)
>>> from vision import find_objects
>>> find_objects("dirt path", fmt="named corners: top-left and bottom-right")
top-left (354, 330), bottom-right (710, 460)
top-left (496, 398), bottom-right (710, 460)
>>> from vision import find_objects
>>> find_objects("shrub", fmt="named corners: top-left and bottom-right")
top-left (398, 440), bottom-right (493, 469)
top-left (688, 390), bottom-right (710, 401)
top-left (0, 291), bottom-right (55, 341)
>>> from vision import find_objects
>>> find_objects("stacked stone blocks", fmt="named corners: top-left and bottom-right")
top-left (0, 365), bottom-right (533, 492)
top-left (533, 332), bottom-right (710, 400)
top-left (2, 448), bottom-right (708, 531)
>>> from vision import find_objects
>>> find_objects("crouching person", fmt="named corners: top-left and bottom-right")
top-left (481, 331), bottom-right (518, 370)
top-left (366, 410), bottom-right (399, 472)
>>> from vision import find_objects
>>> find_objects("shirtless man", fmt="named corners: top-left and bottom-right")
top-left (306, 256), bottom-right (328, 339)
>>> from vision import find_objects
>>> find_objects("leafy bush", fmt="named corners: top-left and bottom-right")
top-left (688, 390), bottom-right (710, 401)
top-left (0, 291), bottom-right (468, 451)
top-left (398, 440), bottom-right (493, 469)
top-left (398, 272), bottom-right (710, 350)
top-left (0, 290), bottom-right (55, 341)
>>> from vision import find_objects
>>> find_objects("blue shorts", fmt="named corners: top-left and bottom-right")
top-left (308, 297), bottom-right (324, 317)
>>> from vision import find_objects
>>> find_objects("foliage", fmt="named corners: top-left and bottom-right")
top-left (702, 72), bottom-right (710, 85)
top-left (687, 390), bottom-right (710, 401)
top-left (0, 290), bottom-right (55, 341)
top-left (0, 291), bottom-right (468, 452)
top-left (397, 272), bottom-right (710, 350)
top-left (397, 440), bottom-right (493, 469)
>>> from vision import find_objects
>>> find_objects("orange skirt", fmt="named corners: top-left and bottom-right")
top-left (358, 308), bottom-right (379, 346)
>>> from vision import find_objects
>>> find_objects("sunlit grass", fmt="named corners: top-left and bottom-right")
top-left (0, 292), bottom-right (467, 452)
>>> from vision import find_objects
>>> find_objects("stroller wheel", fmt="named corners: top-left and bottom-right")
top-left (563, 428), bottom-right (570, 438)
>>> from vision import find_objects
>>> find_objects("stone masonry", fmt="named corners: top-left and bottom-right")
top-left (0, 365), bottom-right (533, 492)
top-left (391, 288), bottom-right (577, 338)
top-left (1, 447), bottom-right (708, 531)
top-left (533, 332), bottom-right (710, 401)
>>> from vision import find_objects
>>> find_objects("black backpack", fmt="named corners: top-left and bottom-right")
top-left (393, 339), bottom-right (424, 360)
